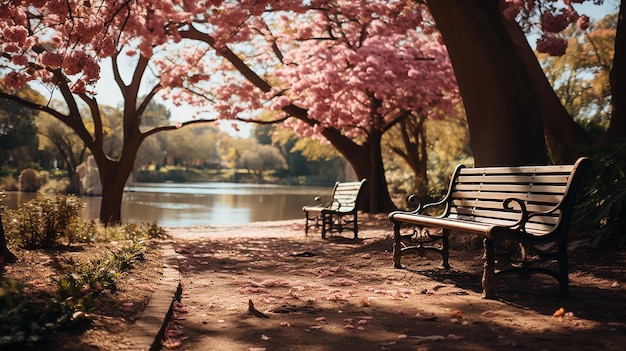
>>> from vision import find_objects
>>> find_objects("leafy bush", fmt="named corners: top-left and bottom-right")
top-left (3, 196), bottom-right (84, 248)
top-left (17, 169), bottom-right (42, 192)
top-left (0, 176), bottom-right (18, 191)
top-left (573, 142), bottom-right (626, 249)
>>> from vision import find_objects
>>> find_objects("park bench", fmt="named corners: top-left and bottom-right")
top-left (302, 179), bottom-right (367, 239)
top-left (388, 157), bottom-right (591, 298)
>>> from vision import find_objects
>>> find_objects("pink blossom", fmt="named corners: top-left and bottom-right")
top-left (3, 44), bottom-right (20, 53)
top-left (12, 54), bottom-right (28, 66)
top-left (536, 34), bottom-right (568, 56)
top-left (40, 51), bottom-right (64, 68)
top-left (3, 71), bottom-right (29, 89)
top-left (577, 15), bottom-right (590, 31)
top-left (3, 26), bottom-right (28, 44)
top-left (541, 12), bottom-right (571, 33)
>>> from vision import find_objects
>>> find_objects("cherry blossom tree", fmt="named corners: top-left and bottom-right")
top-left (177, 1), bottom-right (459, 212)
top-left (0, 1), bottom-right (219, 224)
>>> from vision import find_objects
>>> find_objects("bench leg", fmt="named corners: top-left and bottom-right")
top-left (304, 213), bottom-right (310, 236)
top-left (558, 240), bottom-right (570, 298)
top-left (392, 222), bottom-right (402, 268)
top-left (441, 228), bottom-right (450, 269)
top-left (321, 213), bottom-right (331, 239)
top-left (482, 238), bottom-right (496, 299)
top-left (353, 213), bottom-right (358, 239)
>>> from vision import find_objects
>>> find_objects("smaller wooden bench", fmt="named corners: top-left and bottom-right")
top-left (388, 158), bottom-right (591, 298)
top-left (302, 179), bottom-right (366, 239)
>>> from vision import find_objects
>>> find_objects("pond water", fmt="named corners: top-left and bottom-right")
top-left (1, 182), bottom-right (332, 227)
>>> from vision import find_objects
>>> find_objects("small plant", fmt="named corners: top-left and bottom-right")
top-left (54, 241), bottom-right (145, 304)
top-left (0, 276), bottom-right (88, 350)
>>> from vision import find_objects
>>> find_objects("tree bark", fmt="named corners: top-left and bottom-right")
top-left (426, 0), bottom-right (548, 167)
top-left (321, 128), bottom-right (397, 213)
top-left (500, 3), bottom-right (594, 163)
top-left (598, 0), bottom-right (626, 146)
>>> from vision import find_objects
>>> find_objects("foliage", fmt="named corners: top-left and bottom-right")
top-left (0, 277), bottom-right (86, 350)
top-left (17, 168), bottom-right (42, 192)
top-left (238, 144), bottom-right (287, 181)
top-left (3, 196), bottom-right (83, 248)
top-left (573, 140), bottom-right (626, 249)
top-left (0, 239), bottom-right (145, 350)
top-left (54, 241), bottom-right (145, 302)
top-left (0, 176), bottom-right (18, 191)
top-left (0, 200), bottom-right (163, 349)
top-left (538, 12), bottom-right (616, 133)
top-left (0, 86), bottom-right (41, 168)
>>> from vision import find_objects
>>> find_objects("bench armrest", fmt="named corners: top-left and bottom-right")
top-left (419, 195), bottom-right (451, 215)
top-left (502, 198), bottom-right (562, 232)
top-left (390, 194), bottom-right (450, 217)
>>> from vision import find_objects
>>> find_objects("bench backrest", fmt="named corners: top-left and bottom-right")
top-left (328, 179), bottom-right (367, 212)
top-left (445, 157), bottom-right (591, 235)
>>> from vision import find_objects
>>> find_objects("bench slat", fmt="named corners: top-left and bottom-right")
top-left (451, 199), bottom-right (557, 213)
top-left (451, 190), bottom-right (563, 204)
top-left (450, 207), bottom-right (559, 226)
top-left (456, 174), bottom-right (571, 184)
top-left (458, 165), bottom-right (575, 175)
top-left (453, 183), bottom-right (568, 194)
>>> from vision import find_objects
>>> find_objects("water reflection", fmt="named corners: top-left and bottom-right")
top-left (2, 183), bottom-right (331, 227)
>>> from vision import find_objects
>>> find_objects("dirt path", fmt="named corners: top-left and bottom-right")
top-left (164, 217), bottom-right (626, 351)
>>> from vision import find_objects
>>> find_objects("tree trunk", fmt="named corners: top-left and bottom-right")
top-left (321, 128), bottom-right (397, 214)
top-left (94, 141), bottom-right (141, 226)
top-left (426, 0), bottom-right (548, 167)
top-left (500, 5), bottom-right (594, 163)
top-left (598, 0), bottom-right (626, 146)
top-left (0, 213), bottom-right (17, 264)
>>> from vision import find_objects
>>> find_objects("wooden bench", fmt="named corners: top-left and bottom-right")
top-left (302, 179), bottom-right (367, 239)
top-left (388, 158), bottom-right (591, 298)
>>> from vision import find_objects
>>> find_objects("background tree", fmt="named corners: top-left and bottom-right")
top-left (0, 86), bottom-right (41, 169)
top-left (539, 12), bottom-right (616, 137)
top-left (37, 114), bottom-right (88, 193)
top-left (237, 144), bottom-right (287, 182)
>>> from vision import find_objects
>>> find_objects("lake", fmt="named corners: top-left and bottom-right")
top-left (1, 182), bottom-right (332, 227)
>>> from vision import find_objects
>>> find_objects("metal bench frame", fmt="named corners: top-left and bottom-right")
top-left (389, 158), bottom-right (591, 298)
top-left (302, 179), bottom-right (366, 239)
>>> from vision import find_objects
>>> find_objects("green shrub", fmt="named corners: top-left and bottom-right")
top-left (17, 169), bottom-right (41, 192)
top-left (4, 196), bottom-right (84, 248)
top-left (573, 141), bottom-right (626, 249)
top-left (0, 177), bottom-right (18, 191)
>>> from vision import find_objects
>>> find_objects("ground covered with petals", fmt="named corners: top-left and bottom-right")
top-left (164, 216), bottom-right (626, 351)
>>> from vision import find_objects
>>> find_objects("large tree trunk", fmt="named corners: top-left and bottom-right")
top-left (598, 0), bottom-right (626, 146)
top-left (426, 0), bottom-right (548, 167)
top-left (500, 4), bottom-right (594, 163)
